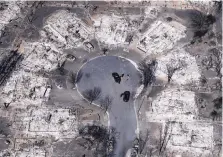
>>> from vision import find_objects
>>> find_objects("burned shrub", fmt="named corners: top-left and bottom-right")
top-left (78, 125), bottom-right (117, 157)
top-left (56, 62), bottom-right (67, 76)
top-left (54, 77), bottom-right (66, 89)
top-left (34, 139), bottom-right (45, 147)
top-left (67, 70), bottom-right (83, 88)
top-left (102, 48), bottom-right (108, 55)
top-left (138, 60), bottom-right (157, 87)
top-left (166, 17), bottom-right (172, 22)
top-left (210, 110), bottom-right (218, 120)
top-left (189, 11), bottom-right (216, 38)
top-left (214, 1), bottom-right (222, 13)
top-left (68, 72), bottom-right (77, 88)
top-left (0, 2), bottom-right (8, 11)
top-left (213, 97), bottom-right (222, 109)
top-left (79, 125), bottom-right (107, 142)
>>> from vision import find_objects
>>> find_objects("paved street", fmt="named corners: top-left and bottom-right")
top-left (77, 56), bottom-right (141, 156)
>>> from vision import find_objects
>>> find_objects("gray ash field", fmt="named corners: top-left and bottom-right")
top-left (0, 1), bottom-right (222, 157)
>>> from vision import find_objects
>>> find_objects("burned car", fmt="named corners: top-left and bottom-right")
top-left (112, 72), bottom-right (124, 84)
top-left (120, 91), bottom-right (130, 102)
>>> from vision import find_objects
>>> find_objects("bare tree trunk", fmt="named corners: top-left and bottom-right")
top-left (158, 121), bottom-right (172, 156)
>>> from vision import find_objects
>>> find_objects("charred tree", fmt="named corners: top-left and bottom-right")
top-left (210, 110), bottom-right (218, 120)
top-left (0, 50), bottom-right (23, 86)
top-left (138, 129), bottom-right (149, 155)
top-left (68, 72), bottom-right (77, 88)
top-left (213, 97), bottom-right (222, 109)
top-left (189, 11), bottom-right (216, 38)
top-left (56, 61), bottom-right (67, 76)
top-left (67, 70), bottom-right (83, 88)
top-left (76, 70), bottom-right (83, 83)
top-left (166, 65), bottom-right (180, 83)
top-left (100, 95), bottom-right (113, 113)
top-left (138, 60), bottom-right (157, 87)
top-left (209, 48), bottom-right (222, 77)
top-left (83, 87), bottom-right (101, 104)
top-left (158, 121), bottom-right (172, 156)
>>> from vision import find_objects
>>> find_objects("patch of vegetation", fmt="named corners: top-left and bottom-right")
top-left (78, 125), bottom-right (117, 157)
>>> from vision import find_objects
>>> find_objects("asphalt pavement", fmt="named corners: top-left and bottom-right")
top-left (77, 56), bottom-right (141, 157)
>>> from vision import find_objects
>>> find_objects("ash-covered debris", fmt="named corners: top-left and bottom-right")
top-left (0, 117), bottom-right (13, 138)
top-left (0, 2), bottom-right (8, 11)
top-left (1, 69), bottom-right (49, 106)
top-left (0, 1), bottom-right (221, 157)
